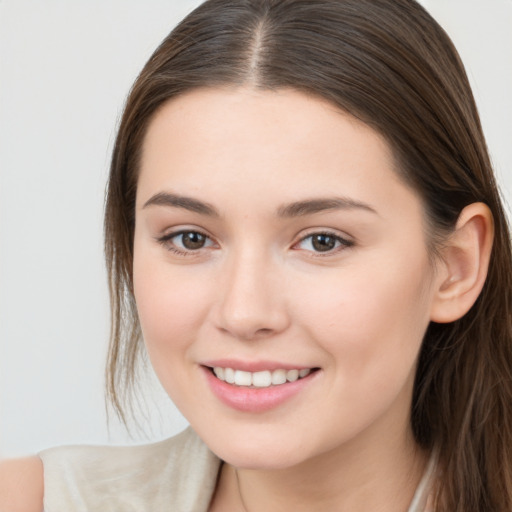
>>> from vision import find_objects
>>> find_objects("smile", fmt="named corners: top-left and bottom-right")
top-left (212, 367), bottom-right (313, 388)
top-left (203, 365), bottom-right (320, 413)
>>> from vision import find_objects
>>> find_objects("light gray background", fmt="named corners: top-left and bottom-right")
top-left (1, 0), bottom-right (511, 458)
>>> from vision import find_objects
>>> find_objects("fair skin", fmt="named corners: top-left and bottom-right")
top-left (0, 457), bottom-right (43, 512)
top-left (133, 87), bottom-right (492, 511)
top-left (0, 87), bottom-right (493, 512)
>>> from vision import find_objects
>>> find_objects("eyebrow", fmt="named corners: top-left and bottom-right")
top-left (277, 197), bottom-right (378, 217)
top-left (142, 192), bottom-right (220, 217)
top-left (142, 192), bottom-right (377, 218)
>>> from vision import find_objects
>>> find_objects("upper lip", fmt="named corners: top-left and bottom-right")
top-left (201, 359), bottom-right (316, 372)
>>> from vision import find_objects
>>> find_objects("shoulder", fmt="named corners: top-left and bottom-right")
top-left (39, 427), bottom-right (221, 511)
top-left (40, 425), bottom-right (211, 476)
top-left (0, 456), bottom-right (44, 512)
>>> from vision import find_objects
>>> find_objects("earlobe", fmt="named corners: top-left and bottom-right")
top-left (430, 202), bottom-right (494, 323)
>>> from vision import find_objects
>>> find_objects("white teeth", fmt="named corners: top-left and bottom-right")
top-left (286, 369), bottom-right (299, 382)
top-left (212, 366), bottom-right (314, 387)
top-left (252, 370), bottom-right (272, 387)
top-left (234, 370), bottom-right (252, 386)
top-left (271, 369), bottom-right (287, 385)
top-left (224, 367), bottom-right (235, 384)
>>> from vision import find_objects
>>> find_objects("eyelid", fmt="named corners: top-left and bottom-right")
top-left (292, 229), bottom-right (354, 254)
top-left (157, 227), bottom-right (212, 242)
top-left (155, 227), bottom-right (217, 255)
top-left (154, 226), bottom-right (354, 257)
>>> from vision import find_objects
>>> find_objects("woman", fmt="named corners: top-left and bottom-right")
top-left (1, 0), bottom-right (510, 510)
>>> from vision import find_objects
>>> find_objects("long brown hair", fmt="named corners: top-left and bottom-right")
top-left (104, 1), bottom-right (512, 509)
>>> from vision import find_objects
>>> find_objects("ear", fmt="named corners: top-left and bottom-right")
top-left (430, 202), bottom-right (494, 323)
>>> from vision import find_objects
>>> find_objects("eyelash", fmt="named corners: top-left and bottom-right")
top-left (293, 231), bottom-right (354, 256)
top-left (156, 229), bottom-right (215, 256)
top-left (156, 229), bottom-right (354, 257)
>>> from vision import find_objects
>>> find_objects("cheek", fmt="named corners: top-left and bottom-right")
top-left (294, 254), bottom-right (433, 384)
top-left (132, 249), bottom-right (210, 362)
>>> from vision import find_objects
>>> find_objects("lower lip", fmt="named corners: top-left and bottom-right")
top-left (202, 366), bottom-right (318, 413)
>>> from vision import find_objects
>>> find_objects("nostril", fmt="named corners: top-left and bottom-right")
top-left (254, 327), bottom-right (273, 336)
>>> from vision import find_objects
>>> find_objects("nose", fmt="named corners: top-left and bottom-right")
top-left (214, 249), bottom-right (290, 341)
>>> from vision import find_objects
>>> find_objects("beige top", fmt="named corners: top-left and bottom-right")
top-left (39, 428), bottom-right (220, 512)
top-left (39, 427), bottom-right (435, 512)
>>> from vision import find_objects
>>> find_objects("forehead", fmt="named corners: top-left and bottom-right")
top-left (137, 87), bottom-right (415, 216)
top-left (141, 87), bottom-right (393, 163)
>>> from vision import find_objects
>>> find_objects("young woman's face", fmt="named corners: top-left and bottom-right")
top-left (133, 87), bottom-right (441, 469)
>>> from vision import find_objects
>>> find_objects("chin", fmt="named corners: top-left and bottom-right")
top-left (221, 447), bottom-right (307, 471)
top-left (197, 426), bottom-right (317, 470)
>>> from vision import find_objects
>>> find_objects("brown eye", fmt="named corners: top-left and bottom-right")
top-left (295, 232), bottom-right (353, 254)
top-left (311, 234), bottom-right (337, 252)
top-left (179, 231), bottom-right (208, 250)
top-left (157, 229), bottom-right (214, 254)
